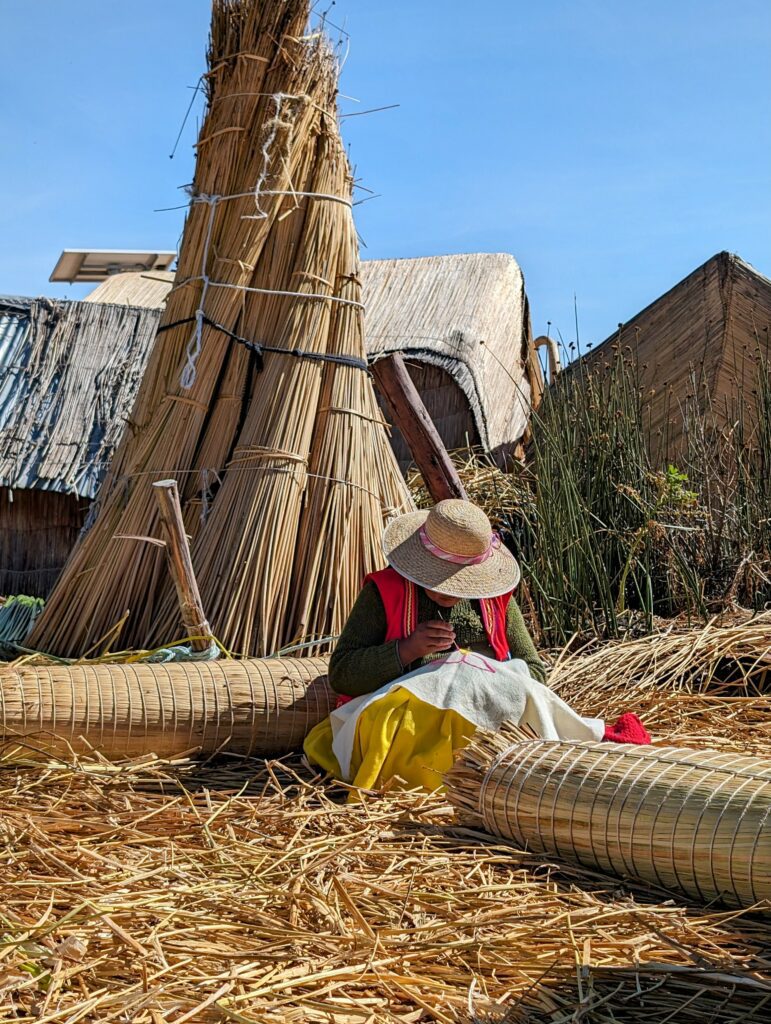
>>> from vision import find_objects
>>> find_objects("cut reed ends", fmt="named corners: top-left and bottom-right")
top-left (446, 724), bottom-right (771, 911)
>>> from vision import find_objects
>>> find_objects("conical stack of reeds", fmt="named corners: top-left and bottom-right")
top-left (446, 726), bottom-right (771, 911)
top-left (0, 655), bottom-right (333, 760)
top-left (30, 0), bottom-right (410, 658)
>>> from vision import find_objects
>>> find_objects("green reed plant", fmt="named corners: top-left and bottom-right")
top-left (409, 347), bottom-right (771, 646)
top-left (503, 345), bottom-right (771, 645)
top-left (508, 346), bottom-right (674, 643)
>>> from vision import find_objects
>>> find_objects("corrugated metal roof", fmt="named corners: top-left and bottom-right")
top-left (0, 308), bottom-right (34, 470)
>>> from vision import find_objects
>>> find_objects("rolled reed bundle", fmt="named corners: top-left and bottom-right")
top-left (447, 728), bottom-right (771, 910)
top-left (0, 655), bottom-right (333, 760)
top-left (31, 0), bottom-right (410, 658)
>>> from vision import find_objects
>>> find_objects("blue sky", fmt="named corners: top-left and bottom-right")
top-left (2, 0), bottom-right (769, 350)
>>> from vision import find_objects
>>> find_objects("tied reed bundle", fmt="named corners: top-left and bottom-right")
top-left (31, 0), bottom-right (410, 658)
top-left (0, 655), bottom-right (333, 760)
top-left (446, 724), bottom-right (771, 911)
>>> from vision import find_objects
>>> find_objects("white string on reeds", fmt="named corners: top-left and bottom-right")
top-left (31, 0), bottom-right (411, 658)
top-left (446, 725), bottom-right (771, 911)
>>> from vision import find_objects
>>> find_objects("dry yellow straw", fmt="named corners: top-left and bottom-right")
top-left (0, 754), bottom-right (769, 1022)
top-left (31, 0), bottom-right (410, 658)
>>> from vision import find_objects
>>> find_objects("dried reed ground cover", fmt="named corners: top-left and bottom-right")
top-left (0, 654), bottom-right (769, 1022)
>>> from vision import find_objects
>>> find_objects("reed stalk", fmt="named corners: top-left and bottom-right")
top-left (409, 347), bottom-right (771, 648)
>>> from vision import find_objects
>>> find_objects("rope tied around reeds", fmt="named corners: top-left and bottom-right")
top-left (227, 446), bottom-right (308, 467)
top-left (157, 312), bottom-right (370, 375)
top-left (143, 640), bottom-right (220, 663)
top-left (176, 86), bottom-right (359, 390)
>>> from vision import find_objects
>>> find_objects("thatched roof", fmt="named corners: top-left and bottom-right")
top-left (0, 253), bottom-right (536, 505)
top-left (0, 296), bottom-right (161, 498)
top-left (84, 253), bottom-right (539, 458)
top-left (576, 252), bottom-right (771, 459)
top-left (84, 271), bottom-right (175, 309)
top-left (363, 253), bottom-right (536, 455)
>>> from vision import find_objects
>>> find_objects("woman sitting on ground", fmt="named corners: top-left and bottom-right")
top-left (329, 499), bottom-right (544, 697)
top-left (304, 499), bottom-right (648, 795)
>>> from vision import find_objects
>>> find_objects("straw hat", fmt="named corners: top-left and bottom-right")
top-left (382, 499), bottom-right (521, 599)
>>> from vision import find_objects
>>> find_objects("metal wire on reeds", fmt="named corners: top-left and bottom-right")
top-left (446, 727), bottom-right (771, 911)
top-left (30, 0), bottom-right (410, 659)
top-left (0, 655), bottom-right (332, 759)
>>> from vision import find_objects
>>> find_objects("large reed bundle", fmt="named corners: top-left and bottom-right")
top-left (0, 655), bottom-right (332, 759)
top-left (31, 0), bottom-right (410, 658)
top-left (447, 728), bottom-right (771, 911)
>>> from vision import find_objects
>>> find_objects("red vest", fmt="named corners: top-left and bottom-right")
top-left (365, 567), bottom-right (512, 661)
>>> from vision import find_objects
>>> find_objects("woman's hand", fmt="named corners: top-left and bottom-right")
top-left (398, 620), bottom-right (456, 665)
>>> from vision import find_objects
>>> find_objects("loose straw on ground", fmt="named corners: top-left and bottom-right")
top-left (1, 623), bottom-right (770, 1020)
top-left (0, 753), bottom-right (769, 1023)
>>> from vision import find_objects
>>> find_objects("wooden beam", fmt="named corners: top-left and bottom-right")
top-left (153, 479), bottom-right (213, 651)
top-left (371, 353), bottom-right (468, 503)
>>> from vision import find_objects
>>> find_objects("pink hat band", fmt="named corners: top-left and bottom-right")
top-left (418, 524), bottom-right (501, 566)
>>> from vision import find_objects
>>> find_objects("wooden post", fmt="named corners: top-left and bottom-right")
top-left (153, 479), bottom-right (213, 651)
top-left (371, 353), bottom-right (468, 503)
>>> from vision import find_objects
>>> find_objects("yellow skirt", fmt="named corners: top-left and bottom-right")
top-left (303, 686), bottom-right (476, 794)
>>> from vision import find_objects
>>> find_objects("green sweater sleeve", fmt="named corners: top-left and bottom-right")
top-left (506, 598), bottom-right (547, 684)
top-left (328, 582), bottom-right (404, 696)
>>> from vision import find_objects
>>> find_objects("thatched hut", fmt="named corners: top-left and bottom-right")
top-left (0, 252), bottom-right (539, 598)
top-left (363, 253), bottom-right (540, 466)
top-left (85, 271), bottom-right (175, 309)
top-left (85, 253), bottom-right (542, 466)
top-left (0, 295), bottom-right (161, 596)
top-left (576, 252), bottom-right (771, 460)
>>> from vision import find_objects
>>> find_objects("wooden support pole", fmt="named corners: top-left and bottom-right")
top-left (153, 479), bottom-right (213, 651)
top-left (371, 352), bottom-right (469, 503)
